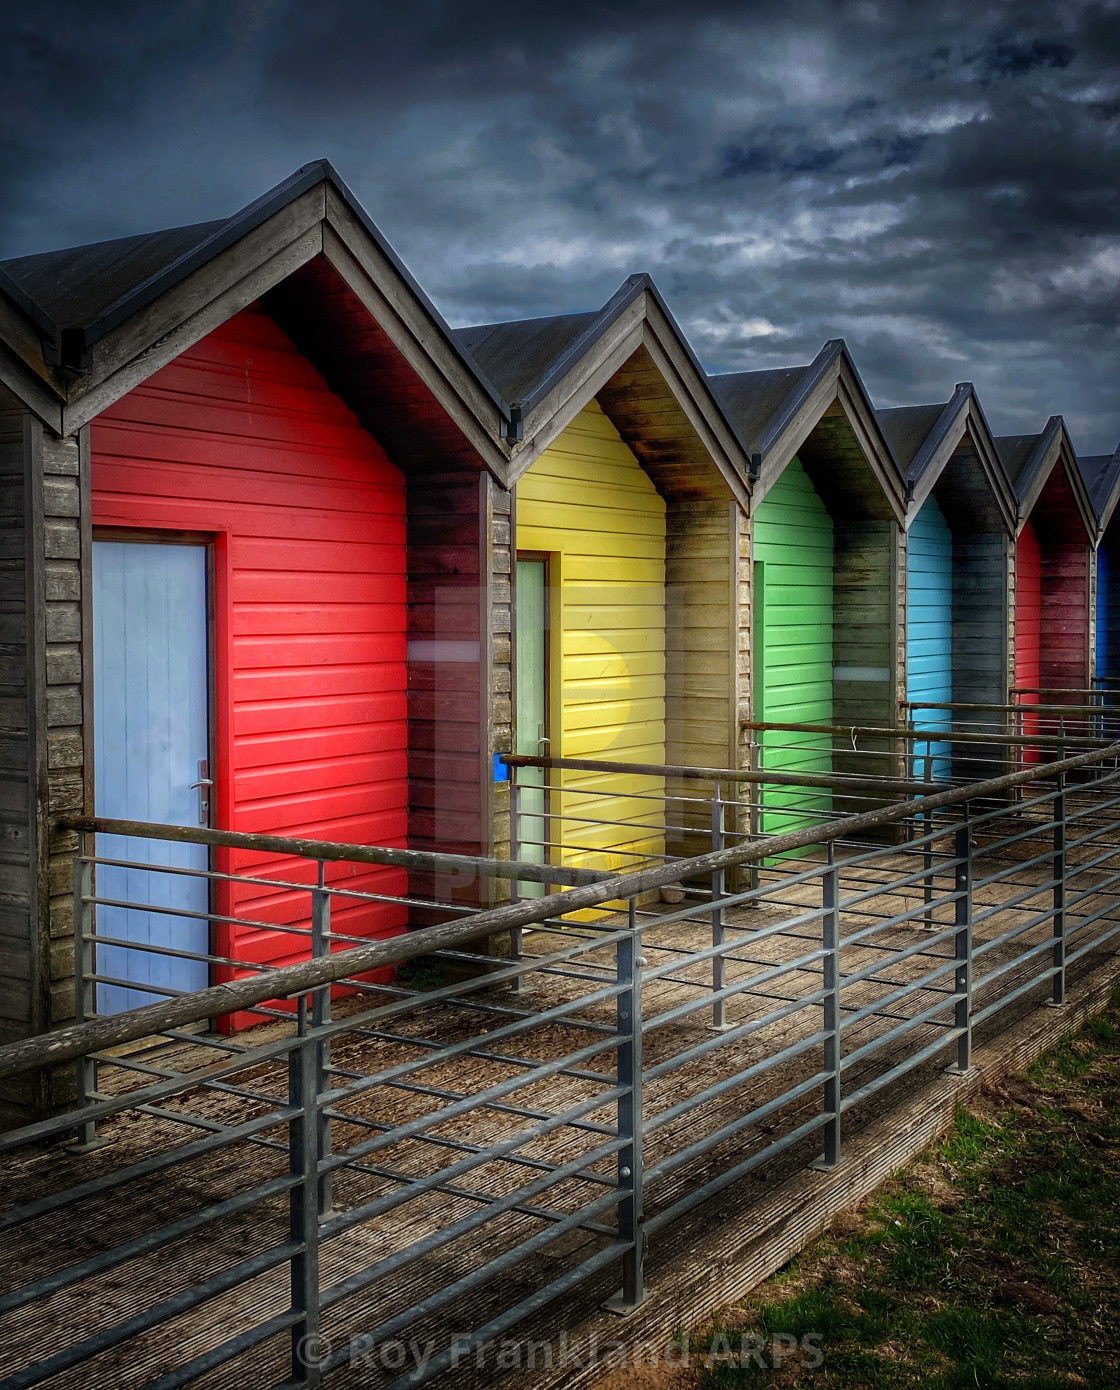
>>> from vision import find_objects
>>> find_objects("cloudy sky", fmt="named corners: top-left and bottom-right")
top-left (5, 1), bottom-right (1119, 450)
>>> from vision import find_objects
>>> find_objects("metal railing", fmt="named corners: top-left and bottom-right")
top-left (1, 741), bottom-right (1120, 1387)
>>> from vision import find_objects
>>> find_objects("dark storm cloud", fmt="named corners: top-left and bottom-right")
top-left (3, 0), bottom-right (1119, 449)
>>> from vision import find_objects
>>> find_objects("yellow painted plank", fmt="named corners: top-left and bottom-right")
top-left (517, 401), bottom-right (668, 909)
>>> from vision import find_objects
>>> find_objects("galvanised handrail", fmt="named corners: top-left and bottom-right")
top-left (58, 814), bottom-right (611, 888)
top-left (503, 750), bottom-right (943, 795)
top-left (745, 717), bottom-right (1111, 750)
top-left (0, 737), bottom-right (1115, 1081)
top-left (909, 698), bottom-right (1111, 717)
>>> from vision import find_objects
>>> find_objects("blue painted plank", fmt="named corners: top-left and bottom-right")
top-left (907, 498), bottom-right (953, 779)
top-left (1099, 544), bottom-right (1111, 680)
top-left (93, 541), bottom-right (211, 1013)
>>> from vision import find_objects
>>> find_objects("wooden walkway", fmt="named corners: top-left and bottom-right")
top-left (2, 810), bottom-right (1118, 1390)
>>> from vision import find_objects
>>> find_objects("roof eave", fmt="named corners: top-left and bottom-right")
top-left (508, 279), bottom-right (753, 507)
top-left (755, 339), bottom-right (905, 521)
top-left (926, 385), bottom-right (1018, 535)
top-left (1092, 449), bottom-right (1120, 536)
top-left (903, 386), bottom-right (970, 518)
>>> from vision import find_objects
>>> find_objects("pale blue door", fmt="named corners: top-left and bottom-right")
top-left (93, 541), bottom-right (211, 1012)
top-left (907, 498), bottom-right (953, 779)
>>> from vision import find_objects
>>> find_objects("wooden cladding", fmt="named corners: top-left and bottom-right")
top-left (91, 306), bottom-right (411, 990)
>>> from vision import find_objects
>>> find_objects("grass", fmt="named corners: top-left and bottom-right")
top-left (686, 988), bottom-right (1120, 1388)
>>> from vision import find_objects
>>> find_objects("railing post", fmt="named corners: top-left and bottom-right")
top-left (70, 832), bottom-right (110, 1153)
top-left (289, 1031), bottom-right (323, 1387)
top-left (948, 808), bottom-right (973, 1073)
top-left (605, 899), bottom-right (646, 1314)
top-left (509, 767), bottom-right (524, 990)
top-left (710, 783), bottom-right (728, 1031)
top-left (923, 751), bottom-right (935, 930)
top-left (812, 841), bottom-right (842, 1170)
top-left (311, 861), bottom-right (333, 1217)
top-left (747, 737), bottom-right (761, 893)
top-left (1051, 771), bottom-right (1067, 1006)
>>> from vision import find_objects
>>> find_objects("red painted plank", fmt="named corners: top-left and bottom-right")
top-left (92, 305), bottom-right (410, 1024)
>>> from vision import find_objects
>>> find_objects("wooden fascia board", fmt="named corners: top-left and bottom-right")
top-left (321, 218), bottom-right (510, 484)
top-left (906, 428), bottom-right (961, 522)
top-left (1094, 455), bottom-right (1120, 536)
top-left (833, 371), bottom-right (906, 524)
top-left (323, 187), bottom-right (510, 440)
top-left (0, 340), bottom-right (63, 433)
top-left (962, 399), bottom-right (1018, 535)
top-left (88, 186), bottom-right (325, 382)
top-left (903, 387), bottom-right (968, 518)
top-left (1014, 429), bottom-right (1061, 535)
top-left (515, 275), bottom-right (656, 420)
top-left (1057, 438), bottom-right (1098, 543)
top-left (907, 394), bottom-right (1018, 536)
top-left (636, 319), bottom-right (750, 511)
top-left (505, 314), bottom-right (646, 484)
top-left (752, 365), bottom-right (840, 504)
top-left (639, 301), bottom-right (752, 494)
top-left (61, 220), bottom-right (325, 433)
top-left (504, 296), bottom-right (751, 509)
top-left (0, 291), bottom-right (54, 385)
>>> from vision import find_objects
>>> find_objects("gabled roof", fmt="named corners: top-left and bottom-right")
top-left (996, 416), bottom-right (1096, 542)
top-left (3, 221), bottom-right (226, 344)
top-left (876, 402), bottom-right (945, 473)
top-left (0, 160), bottom-right (512, 476)
top-left (709, 340), bottom-right (905, 521)
top-left (877, 383), bottom-right (1016, 535)
top-left (454, 275), bottom-right (753, 507)
top-left (455, 310), bottom-right (600, 409)
top-left (1077, 445), bottom-right (1120, 535)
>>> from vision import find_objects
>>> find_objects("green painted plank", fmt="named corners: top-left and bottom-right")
top-left (754, 458), bottom-right (833, 836)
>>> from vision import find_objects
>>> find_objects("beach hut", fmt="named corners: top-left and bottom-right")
top-left (1076, 445), bottom-right (1120, 688)
top-left (0, 162), bottom-right (518, 1119)
top-left (878, 384), bottom-right (1017, 779)
top-left (997, 419), bottom-right (1096, 718)
top-left (457, 277), bottom-right (752, 878)
top-left (710, 342), bottom-right (906, 828)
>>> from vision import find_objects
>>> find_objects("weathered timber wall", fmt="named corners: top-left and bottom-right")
top-left (952, 533), bottom-right (1011, 778)
top-left (406, 472), bottom-right (509, 923)
top-left (0, 402), bottom-right (41, 1128)
top-left (832, 517), bottom-right (902, 802)
top-left (665, 499), bottom-right (741, 858)
top-left (0, 406), bottom-right (88, 1125)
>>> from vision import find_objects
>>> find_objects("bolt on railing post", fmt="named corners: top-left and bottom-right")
top-left (710, 784), bottom-right (727, 1031)
top-left (949, 808), bottom-right (973, 1073)
top-left (812, 841), bottom-right (842, 1170)
top-left (70, 832), bottom-right (109, 1153)
top-left (288, 1034), bottom-right (323, 1387)
top-left (1051, 771), bottom-right (1067, 1006)
top-left (311, 861), bottom-right (333, 1217)
top-left (605, 898), bottom-right (646, 1314)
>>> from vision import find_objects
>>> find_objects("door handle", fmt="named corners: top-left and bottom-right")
top-left (190, 760), bottom-right (213, 825)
